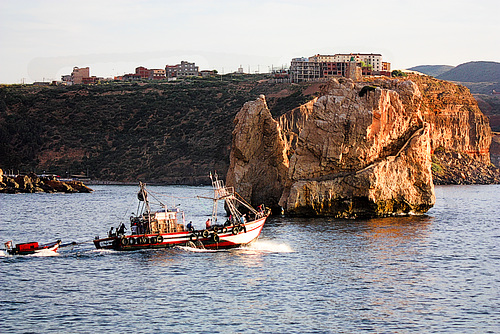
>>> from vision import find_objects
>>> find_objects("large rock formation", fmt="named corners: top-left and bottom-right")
top-left (227, 78), bottom-right (436, 218)
top-left (228, 75), bottom-right (498, 217)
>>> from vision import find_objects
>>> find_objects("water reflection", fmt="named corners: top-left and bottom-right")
top-left (265, 214), bottom-right (436, 331)
top-left (360, 215), bottom-right (433, 256)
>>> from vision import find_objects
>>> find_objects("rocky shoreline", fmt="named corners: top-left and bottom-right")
top-left (0, 169), bottom-right (93, 194)
top-left (432, 149), bottom-right (500, 185)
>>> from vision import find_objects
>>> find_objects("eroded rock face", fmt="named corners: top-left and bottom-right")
top-left (371, 75), bottom-right (492, 165)
top-left (281, 123), bottom-right (434, 217)
top-left (227, 78), bottom-right (437, 217)
top-left (226, 95), bottom-right (289, 209)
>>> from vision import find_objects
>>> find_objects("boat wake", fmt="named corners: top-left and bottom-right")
top-left (175, 245), bottom-right (218, 253)
top-left (29, 249), bottom-right (60, 257)
top-left (0, 249), bottom-right (60, 257)
top-left (90, 249), bottom-right (118, 254)
top-left (176, 240), bottom-right (294, 254)
top-left (242, 240), bottom-right (294, 253)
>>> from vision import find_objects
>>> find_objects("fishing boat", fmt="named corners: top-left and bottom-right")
top-left (4, 239), bottom-right (61, 255)
top-left (93, 174), bottom-right (270, 251)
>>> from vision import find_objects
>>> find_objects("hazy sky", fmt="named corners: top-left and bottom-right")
top-left (1, 0), bottom-right (499, 84)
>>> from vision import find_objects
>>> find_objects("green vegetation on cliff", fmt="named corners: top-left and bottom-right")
top-left (0, 76), bottom-right (316, 184)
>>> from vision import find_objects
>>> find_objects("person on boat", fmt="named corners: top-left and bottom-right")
top-left (108, 227), bottom-right (115, 238)
top-left (187, 221), bottom-right (194, 231)
top-left (240, 214), bottom-right (246, 224)
top-left (131, 223), bottom-right (137, 235)
top-left (117, 223), bottom-right (126, 236)
top-left (205, 218), bottom-right (211, 229)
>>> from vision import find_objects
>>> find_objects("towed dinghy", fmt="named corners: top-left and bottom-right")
top-left (4, 239), bottom-right (61, 255)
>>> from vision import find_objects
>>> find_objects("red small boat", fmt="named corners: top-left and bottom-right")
top-left (5, 240), bottom-right (61, 255)
top-left (94, 174), bottom-right (270, 251)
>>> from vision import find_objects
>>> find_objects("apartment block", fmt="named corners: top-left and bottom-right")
top-left (149, 68), bottom-right (166, 80)
top-left (290, 53), bottom-right (390, 82)
top-left (71, 67), bottom-right (90, 84)
top-left (290, 57), bottom-right (321, 83)
top-left (134, 67), bottom-right (166, 80)
top-left (135, 66), bottom-right (150, 79)
top-left (333, 53), bottom-right (383, 72)
top-left (166, 61), bottom-right (199, 79)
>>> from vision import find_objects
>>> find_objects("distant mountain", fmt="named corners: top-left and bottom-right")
top-left (407, 65), bottom-right (454, 77)
top-left (436, 61), bottom-right (500, 83)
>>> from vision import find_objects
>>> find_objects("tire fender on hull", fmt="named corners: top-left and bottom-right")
top-left (202, 230), bottom-right (210, 238)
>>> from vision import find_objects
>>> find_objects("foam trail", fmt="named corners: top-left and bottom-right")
top-left (176, 246), bottom-right (218, 253)
top-left (29, 249), bottom-right (60, 257)
top-left (245, 240), bottom-right (293, 253)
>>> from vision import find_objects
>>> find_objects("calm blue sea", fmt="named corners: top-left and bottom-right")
top-left (1, 185), bottom-right (499, 333)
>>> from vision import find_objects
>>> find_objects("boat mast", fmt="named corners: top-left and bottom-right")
top-left (209, 172), bottom-right (244, 223)
top-left (210, 173), bottom-right (220, 224)
top-left (137, 182), bottom-right (152, 234)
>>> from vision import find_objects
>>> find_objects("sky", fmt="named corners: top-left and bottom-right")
top-left (0, 0), bottom-right (499, 84)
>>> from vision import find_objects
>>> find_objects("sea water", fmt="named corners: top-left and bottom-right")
top-left (0, 185), bottom-right (499, 333)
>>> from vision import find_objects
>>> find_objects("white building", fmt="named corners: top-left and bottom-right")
top-left (333, 53), bottom-right (383, 71)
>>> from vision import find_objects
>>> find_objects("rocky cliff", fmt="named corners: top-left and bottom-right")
top-left (410, 75), bottom-right (499, 183)
top-left (402, 75), bottom-right (492, 164)
top-left (227, 76), bottom-right (498, 217)
top-left (371, 75), bottom-right (499, 184)
top-left (227, 78), bottom-right (436, 217)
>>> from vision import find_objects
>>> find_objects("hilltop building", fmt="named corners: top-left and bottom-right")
top-left (71, 67), bottom-right (89, 84)
top-left (290, 53), bottom-right (391, 83)
top-left (135, 66), bottom-right (150, 79)
top-left (119, 66), bottom-right (167, 81)
top-left (166, 61), bottom-right (199, 79)
top-left (270, 68), bottom-right (291, 83)
top-left (149, 68), bottom-right (166, 80)
top-left (61, 67), bottom-right (98, 85)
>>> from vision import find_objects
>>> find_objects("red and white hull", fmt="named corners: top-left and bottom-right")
top-left (94, 216), bottom-right (267, 251)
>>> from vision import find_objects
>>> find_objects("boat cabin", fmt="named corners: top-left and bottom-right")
top-left (130, 209), bottom-right (185, 235)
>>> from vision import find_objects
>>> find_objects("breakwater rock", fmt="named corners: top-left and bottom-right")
top-left (227, 78), bottom-right (436, 218)
top-left (0, 169), bottom-right (93, 193)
